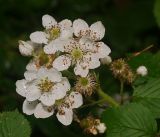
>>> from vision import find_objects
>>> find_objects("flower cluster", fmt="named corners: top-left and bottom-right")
top-left (16, 15), bottom-right (111, 126)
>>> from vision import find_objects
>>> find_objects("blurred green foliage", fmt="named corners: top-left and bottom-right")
top-left (0, 0), bottom-right (160, 137)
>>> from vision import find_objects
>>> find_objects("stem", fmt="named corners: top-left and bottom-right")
top-left (80, 99), bottom-right (106, 109)
top-left (98, 87), bottom-right (119, 107)
top-left (120, 80), bottom-right (124, 105)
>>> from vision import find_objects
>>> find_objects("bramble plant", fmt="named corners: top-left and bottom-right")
top-left (1, 14), bottom-right (160, 137)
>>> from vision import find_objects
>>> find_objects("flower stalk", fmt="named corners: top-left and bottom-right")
top-left (97, 87), bottom-right (119, 107)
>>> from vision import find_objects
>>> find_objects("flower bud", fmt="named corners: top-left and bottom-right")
top-left (100, 56), bottom-right (112, 65)
top-left (136, 66), bottom-right (148, 76)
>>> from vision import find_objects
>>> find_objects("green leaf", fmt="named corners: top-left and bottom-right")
top-left (133, 78), bottom-right (160, 118)
top-left (0, 110), bottom-right (31, 137)
top-left (102, 103), bottom-right (157, 137)
top-left (154, 0), bottom-right (160, 27)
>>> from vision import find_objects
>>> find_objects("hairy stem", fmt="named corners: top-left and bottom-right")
top-left (98, 87), bottom-right (119, 107)
top-left (120, 80), bottom-right (124, 104)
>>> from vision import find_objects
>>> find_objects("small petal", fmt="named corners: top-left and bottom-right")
top-left (73, 19), bottom-right (89, 37)
top-left (61, 77), bottom-right (71, 91)
top-left (39, 92), bottom-right (56, 106)
top-left (59, 19), bottom-right (72, 30)
top-left (53, 55), bottom-right (72, 71)
top-left (60, 27), bottom-right (73, 39)
top-left (34, 103), bottom-right (54, 118)
top-left (56, 108), bottom-right (73, 126)
top-left (83, 53), bottom-right (100, 69)
top-left (30, 31), bottom-right (48, 44)
top-left (24, 70), bottom-right (37, 81)
top-left (16, 79), bottom-right (28, 97)
top-left (69, 92), bottom-right (83, 108)
top-left (74, 63), bottom-right (89, 77)
top-left (23, 100), bottom-right (39, 115)
top-left (37, 67), bottom-right (62, 82)
top-left (26, 84), bottom-right (41, 101)
top-left (94, 42), bottom-right (111, 58)
top-left (26, 60), bottom-right (37, 71)
top-left (42, 14), bottom-right (57, 29)
top-left (79, 37), bottom-right (93, 51)
top-left (52, 83), bottom-right (67, 100)
top-left (18, 40), bottom-right (34, 56)
top-left (90, 21), bottom-right (105, 41)
top-left (44, 38), bottom-right (65, 54)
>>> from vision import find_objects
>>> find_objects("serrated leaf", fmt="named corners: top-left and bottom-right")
top-left (154, 0), bottom-right (160, 27)
top-left (133, 78), bottom-right (160, 118)
top-left (0, 110), bottom-right (31, 137)
top-left (102, 103), bottom-right (157, 137)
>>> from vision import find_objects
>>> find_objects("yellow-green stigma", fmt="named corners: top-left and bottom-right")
top-left (80, 77), bottom-right (89, 87)
top-left (49, 27), bottom-right (61, 40)
top-left (71, 49), bottom-right (83, 60)
top-left (38, 77), bottom-right (54, 92)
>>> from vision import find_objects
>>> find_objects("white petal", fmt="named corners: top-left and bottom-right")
top-left (69, 92), bottom-right (83, 108)
top-left (56, 108), bottom-right (73, 126)
top-left (24, 70), bottom-right (37, 81)
top-left (53, 55), bottom-right (72, 71)
top-left (94, 42), bottom-right (111, 58)
top-left (26, 60), bottom-right (37, 71)
top-left (26, 84), bottom-right (41, 101)
top-left (60, 27), bottom-right (73, 39)
top-left (23, 100), bottom-right (38, 115)
top-left (74, 63), bottom-right (89, 77)
top-left (37, 67), bottom-right (62, 82)
top-left (34, 103), bottom-right (54, 118)
top-left (30, 31), bottom-right (48, 44)
top-left (83, 53), bottom-right (100, 69)
top-left (90, 21), bottom-right (105, 41)
top-left (79, 37), bottom-right (93, 51)
top-left (61, 77), bottom-right (71, 91)
top-left (39, 92), bottom-right (56, 106)
top-left (73, 19), bottom-right (89, 37)
top-left (44, 38), bottom-right (65, 54)
top-left (59, 19), bottom-right (72, 30)
top-left (16, 79), bottom-right (27, 97)
top-left (18, 40), bottom-right (34, 56)
top-left (42, 14), bottom-right (57, 29)
top-left (52, 83), bottom-right (67, 100)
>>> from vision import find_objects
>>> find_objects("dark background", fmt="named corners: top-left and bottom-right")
top-left (0, 0), bottom-right (160, 137)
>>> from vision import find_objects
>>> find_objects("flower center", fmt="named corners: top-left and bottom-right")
top-left (49, 27), bottom-right (61, 40)
top-left (79, 77), bottom-right (89, 87)
top-left (71, 49), bottom-right (83, 60)
top-left (38, 77), bottom-right (54, 92)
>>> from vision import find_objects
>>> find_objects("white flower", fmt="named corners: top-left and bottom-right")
top-left (53, 38), bottom-right (111, 77)
top-left (29, 14), bottom-right (73, 54)
top-left (52, 19), bottom-right (111, 77)
top-left (16, 67), bottom-right (70, 106)
top-left (136, 66), bottom-right (148, 76)
top-left (96, 123), bottom-right (107, 133)
top-left (22, 92), bottom-right (83, 123)
top-left (100, 56), bottom-right (112, 65)
top-left (56, 92), bottom-right (83, 126)
top-left (18, 41), bottom-right (34, 56)
top-left (22, 100), bottom-right (54, 118)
